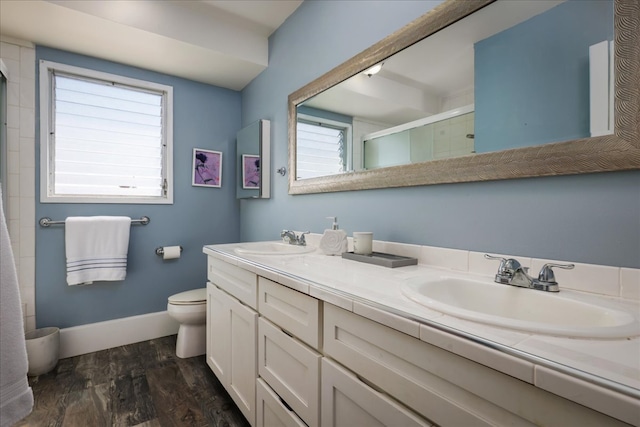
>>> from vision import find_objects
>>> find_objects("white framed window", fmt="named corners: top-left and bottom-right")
top-left (296, 114), bottom-right (352, 180)
top-left (39, 60), bottom-right (173, 204)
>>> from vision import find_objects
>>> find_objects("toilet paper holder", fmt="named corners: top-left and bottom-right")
top-left (155, 246), bottom-right (183, 256)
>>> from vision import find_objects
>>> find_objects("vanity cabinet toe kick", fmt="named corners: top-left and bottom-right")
top-left (205, 254), bottom-right (636, 427)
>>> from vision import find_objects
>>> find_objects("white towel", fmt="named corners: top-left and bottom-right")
top-left (65, 216), bottom-right (132, 286)
top-left (0, 187), bottom-right (34, 426)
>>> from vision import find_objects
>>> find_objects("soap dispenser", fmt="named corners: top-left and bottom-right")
top-left (319, 217), bottom-right (348, 256)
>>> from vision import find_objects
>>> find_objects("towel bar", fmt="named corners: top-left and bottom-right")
top-left (39, 216), bottom-right (150, 227)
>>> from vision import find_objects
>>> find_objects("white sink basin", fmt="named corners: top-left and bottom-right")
top-left (234, 241), bottom-right (316, 256)
top-left (402, 276), bottom-right (640, 339)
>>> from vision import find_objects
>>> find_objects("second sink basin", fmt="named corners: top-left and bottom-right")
top-left (234, 241), bottom-right (316, 256)
top-left (402, 276), bottom-right (640, 339)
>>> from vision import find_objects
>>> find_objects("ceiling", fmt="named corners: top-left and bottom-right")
top-left (0, 0), bottom-right (303, 91)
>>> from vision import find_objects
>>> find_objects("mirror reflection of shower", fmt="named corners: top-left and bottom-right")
top-left (363, 106), bottom-right (475, 170)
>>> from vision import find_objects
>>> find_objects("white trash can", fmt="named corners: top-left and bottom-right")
top-left (25, 327), bottom-right (60, 376)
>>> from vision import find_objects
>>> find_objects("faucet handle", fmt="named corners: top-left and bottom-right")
top-left (298, 231), bottom-right (310, 245)
top-left (485, 254), bottom-right (524, 285)
top-left (281, 229), bottom-right (293, 243)
top-left (484, 254), bottom-right (506, 263)
top-left (484, 254), bottom-right (507, 272)
top-left (484, 254), bottom-right (522, 274)
top-left (538, 262), bottom-right (575, 284)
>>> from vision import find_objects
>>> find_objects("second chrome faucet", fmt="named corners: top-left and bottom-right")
top-left (281, 230), bottom-right (310, 246)
top-left (484, 254), bottom-right (574, 292)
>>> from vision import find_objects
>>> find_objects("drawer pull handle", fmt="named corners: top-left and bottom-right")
top-left (279, 395), bottom-right (294, 412)
top-left (356, 373), bottom-right (387, 395)
top-left (281, 328), bottom-right (294, 338)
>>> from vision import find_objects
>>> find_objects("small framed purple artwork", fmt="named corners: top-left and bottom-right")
top-left (192, 148), bottom-right (222, 188)
top-left (242, 154), bottom-right (260, 189)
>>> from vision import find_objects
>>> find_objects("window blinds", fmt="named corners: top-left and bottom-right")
top-left (296, 121), bottom-right (345, 179)
top-left (52, 73), bottom-right (165, 197)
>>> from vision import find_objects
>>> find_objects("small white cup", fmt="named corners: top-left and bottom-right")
top-left (353, 232), bottom-right (373, 255)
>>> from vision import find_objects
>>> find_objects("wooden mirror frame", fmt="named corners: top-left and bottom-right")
top-left (288, 0), bottom-right (639, 195)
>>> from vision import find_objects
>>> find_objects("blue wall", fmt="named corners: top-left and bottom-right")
top-left (35, 47), bottom-right (242, 328)
top-left (240, 1), bottom-right (639, 268)
top-left (33, 1), bottom-right (640, 329)
top-left (475, 0), bottom-right (613, 152)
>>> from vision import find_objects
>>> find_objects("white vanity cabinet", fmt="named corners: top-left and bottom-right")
top-left (206, 258), bottom-right (258, 426)
top-left (204, 249), bottom-right (634, 427)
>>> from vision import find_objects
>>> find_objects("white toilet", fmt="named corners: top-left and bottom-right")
top-left (167, 288), bottom-right (207, 358)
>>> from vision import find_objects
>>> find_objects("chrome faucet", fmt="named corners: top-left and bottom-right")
top-left (484, 254), bottom-right (574, 292)
top-left (280, 230), bottom-right (310, 246)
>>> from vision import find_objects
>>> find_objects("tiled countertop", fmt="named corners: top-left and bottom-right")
top-left (203, 240), bottom-right (640, 424)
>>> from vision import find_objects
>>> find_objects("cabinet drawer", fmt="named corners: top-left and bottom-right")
top-left (258, 277), bottom-right (320, 348)
top-left (259, 317), bottom-right (321, 427)
top-left (256, 378), bottom-right (306, 427)
top-left (321, 358), bottom-right (431, 427)
top-left (324, 304), bottom-right (628, 427)
top-left (208, 256), bottom-right (257, 309)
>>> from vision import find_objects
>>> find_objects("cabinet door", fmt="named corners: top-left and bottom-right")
top-left (227, 294), bottom-right (258, 426)
top-left (321, 358), bottom-right (432, 427)
top-left (207, 282), bottom-right (258, 427)
top-left (206, 282), bottom-right (229, 383)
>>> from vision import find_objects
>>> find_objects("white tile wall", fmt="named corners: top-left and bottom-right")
top-left (620, 268), bottom-right (640, 300)
top-left (1, 37), bottom-right (36, 332)
top-left (531, 258), bottom-right (620, 296)
top-left (420, 245), bottom-right (468, 271)
top-left (373, 240), bottom-right (421, 260)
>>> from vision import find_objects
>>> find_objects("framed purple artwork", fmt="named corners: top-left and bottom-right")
top-left (192, 149), bottom-right (222, 188)
top-left (242, 154), bottom-right (260, 189)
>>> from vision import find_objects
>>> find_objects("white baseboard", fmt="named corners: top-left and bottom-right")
top-left (59, 311), bottom-right (179, 359)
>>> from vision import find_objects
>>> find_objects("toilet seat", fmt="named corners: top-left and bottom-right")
top-left (168, 288), bottom-right (206, 305)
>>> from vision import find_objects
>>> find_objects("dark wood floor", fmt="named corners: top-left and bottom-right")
top-left (16, 335), bottom-right (250, 427)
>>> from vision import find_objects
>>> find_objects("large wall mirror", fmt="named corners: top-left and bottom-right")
top-left (288, 0), bottom-right (639, 195)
